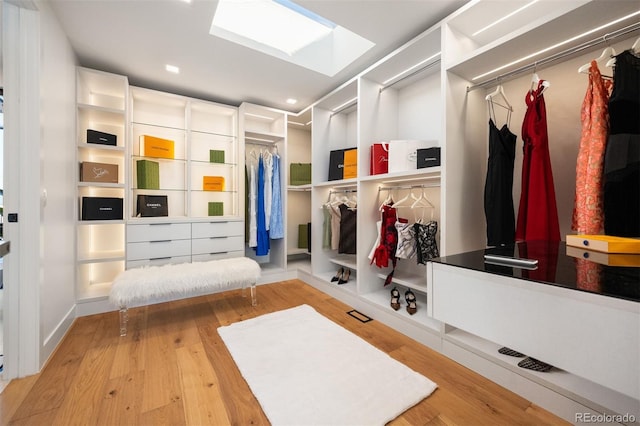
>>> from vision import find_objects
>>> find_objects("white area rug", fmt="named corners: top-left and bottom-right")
top-left (217, 304), bottom-right (437, 425)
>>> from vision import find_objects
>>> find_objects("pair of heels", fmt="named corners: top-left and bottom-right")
top-left (390, 287), bottom-right (417, 315)
top-left (330, 267), bottom-right (351, 285)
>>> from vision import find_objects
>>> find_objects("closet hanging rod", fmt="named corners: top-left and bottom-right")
top-left (330, 99), bottom-right (358, 117)
top-left (380, 59), bottom-right (441, 93)
top-left (329, 189), bottom-right (358, 194)
top-left (466, 22), bottom-right (640, 92)
top-left (245, 139), bottom-right (276, 147)
top-left (378, 183), bottom-right (440, 191)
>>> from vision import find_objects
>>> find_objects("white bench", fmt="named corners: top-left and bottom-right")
top-left (110, 257), bottom-right (261, 336)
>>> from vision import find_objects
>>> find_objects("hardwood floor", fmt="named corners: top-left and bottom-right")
top-left (0, 280), bottom-right (569, 425)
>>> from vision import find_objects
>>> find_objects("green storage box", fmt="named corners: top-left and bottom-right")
top-left (136, 159), bottom-right (160, 190)
top-left (290, 163), bottom-right (311, 185)
top-left (208, 202), bottom-right (224, 216)
top-left (209, 149), bottom-right (225, 164)
top-left (298, 224), bottom-right (308, 249)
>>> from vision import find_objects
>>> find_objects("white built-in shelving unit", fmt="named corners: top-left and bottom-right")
top-left (75, 67), bottom-right (128, 301)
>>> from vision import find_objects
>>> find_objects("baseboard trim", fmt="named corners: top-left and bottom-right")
top-left (41, 304), bottom-right (75, 368)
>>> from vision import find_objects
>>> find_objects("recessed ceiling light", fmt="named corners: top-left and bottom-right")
top-left (165, 64), bottom-right (180, 74)
top-left (286, 98), bottom-right (298, 105)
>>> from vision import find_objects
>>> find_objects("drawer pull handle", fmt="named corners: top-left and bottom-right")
top-left (150, 239), bottom-right (172, 243)
top-left (209, 221), bottom-right (228, 224)
top-left (150, 256), bottom-right (172, 261)
top-left (149, 223), bottom-right (170, 226)
top-left (210, 251), bottom-right (228, 255)
top-left (210, 236), bottom-right (227, 240)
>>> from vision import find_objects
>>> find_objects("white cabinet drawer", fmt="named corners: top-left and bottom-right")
top-left (127, 239), bottom-right (191, 261)
top-left (192, 220), bottom-right (243, 238)
top-left (192, 250), bottom-right (244, 263)
top-left (127, 255), bottom-right (191, 269)
top-left (127, 222), bottom-right (191, 242)
top-left (191, 235), bottom-right (244, 255)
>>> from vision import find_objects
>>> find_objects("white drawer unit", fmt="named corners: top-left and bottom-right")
top-left (192, 220), bottom-right (243, 238)
top-left (127, 255), bottom-right (192, 269)
top-left (192, 250), bottom-right (245, 263)
top-left (191, 235), bottom-right (244, 256)
top-left (127, 222), bottom-right (191, 242)
top-left (126, 239), bottom-right (192, 261)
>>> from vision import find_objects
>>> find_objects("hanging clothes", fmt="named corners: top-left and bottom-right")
top-left (248, 162), bottom-right (257, 248)
top-left (244, 165), bottom-right (250, 243)
top-left (328, 204), bottom-right (341, 250)
top-left (338, 203), bottom-right (357, 254)
top-left (515, 79), bottom-right (560, 242)
top-left (263, 152), bottom-right (273, 231)
top-left (603, 50), bottom-right (640, 237)
top-left (484, 114), bottom-right (517, 246)
top-left (572, 60), bottom-right (612, 234)
top-left (269, 153), bottom-right (284, 239)
top-left (371, 204), bottom-right (399, 286)
top-left (414, 221), bottom-right (439, 264)
top-left (322, 205), bottom-right (332, 249)
top-left (367, 220), bottom-right (383, 260)
top-left (255, 156), bottom-right (270, 255)
top-left (395, 220), bottom-right (416, 260)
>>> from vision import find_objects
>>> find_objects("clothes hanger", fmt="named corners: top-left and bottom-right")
top-left (392, 188), bottom-right (418, 209)
top-left (485, 84), bottom-right (513, 112)
top-left (605, 37), bottom-right (640, 68)
top-left (530, 68), bottom-right (550, 96)
top-left (411, 187), bottom-right (435, 222)
top-left (579, 46), bottom-right (616, 73)
top-left (379, 188), bottom-right (394, 211)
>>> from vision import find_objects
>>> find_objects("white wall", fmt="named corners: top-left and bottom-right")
top-left (36, 0), bottom-right (77, 366)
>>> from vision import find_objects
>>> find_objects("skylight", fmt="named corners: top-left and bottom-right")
top-left (210, 0), bottom-right (375, 76)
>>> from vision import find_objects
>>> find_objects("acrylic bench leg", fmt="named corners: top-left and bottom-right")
top-left (119, 307), bottom-right (128, 337)
top-left (251, 282), bottom-right (257, 306)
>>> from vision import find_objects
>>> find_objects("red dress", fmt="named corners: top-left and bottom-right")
top-left (515, 80), bottom-right (560, 242)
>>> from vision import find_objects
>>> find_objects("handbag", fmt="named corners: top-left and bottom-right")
top-left (343, 148), bottom-right (358, 179)
top-left (328, 149), bottom-right (346, 181)
top-left (369, 142), bottom-right (389, 175)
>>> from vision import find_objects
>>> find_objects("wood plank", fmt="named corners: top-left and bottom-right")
top-left (176, 342), bottom-right (231, 425)
top-left (96, 370), bottom-right (145, 426)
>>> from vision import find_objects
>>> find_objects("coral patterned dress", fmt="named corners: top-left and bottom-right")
top-left (571, 60), bottom-right (612, 234)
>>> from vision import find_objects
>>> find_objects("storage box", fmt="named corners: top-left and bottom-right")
top-left (79, 161), bottom-right (118, 183)
top-left (328, 149), bottom-right (345, 181)
top-left (417, 147), bottom-right (441, 168)
top-left (209, 150), bottom-right (225, 164)
top-left (370, 142), bottom-right (389, 175)
top-left (136, 194), bottom-right (168, 217)
top-left (81, 197), bottom-right (123, 221)
top-left (388, 140), bottom-right (437, 173)
top-left (298, 224), bottom-right (308, 249)
top-left (343, 148), bottom-right (358, 179)
top-left (136, 159), bottom-right (160, 189)
top-left (566, 234), bottom-right (640, 254)
top-left (208, 202), bottom-right (224, 216)
top-left (203, 176), bottom-right (225, 191)
top-left (139, 135), bottom-right (175, 159)
top-left (290, 163), bottom-right (311, 185)
top-left (566, 245), bottom-right (640, 267)
top-left (87, 129), bottom-right (117, 146)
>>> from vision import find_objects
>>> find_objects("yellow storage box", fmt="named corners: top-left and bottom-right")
top-left (566, 234), bottom-right (640, 254)
top-left (203, 176), bottom-right (225, 191)
top-left (140, 135), bottom-right (175, 159)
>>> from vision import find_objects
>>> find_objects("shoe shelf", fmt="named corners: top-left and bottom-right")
top-left (360, 288), bottom-right (440, 333)
top-left (374, 268), bottom-right (427, 293)
top-left (443, 327), bottom-right (639, 421)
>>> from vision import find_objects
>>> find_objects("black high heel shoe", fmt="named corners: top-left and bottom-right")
top-left (331, 267), bottom-right (344, 282)
top-left (405, 289), bottom-right (417, 315)
top-left (390, 287), bottom-right (401, 311)
top-left (338, 268), bottom-right (351, 284)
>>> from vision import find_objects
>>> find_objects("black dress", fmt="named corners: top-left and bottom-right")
top-left (484, 119), bottom-right (517, 246)
top-left (338, 203), bottom-right (357, 254)
top-left (604, 50), bottom-right (640, 237)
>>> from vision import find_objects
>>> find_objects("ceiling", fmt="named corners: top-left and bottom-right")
top-left (49, 0), bottom-right (468, 114)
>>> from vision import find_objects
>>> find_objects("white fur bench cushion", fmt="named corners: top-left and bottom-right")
top-left (109, 257), bottom-right (261, 308)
